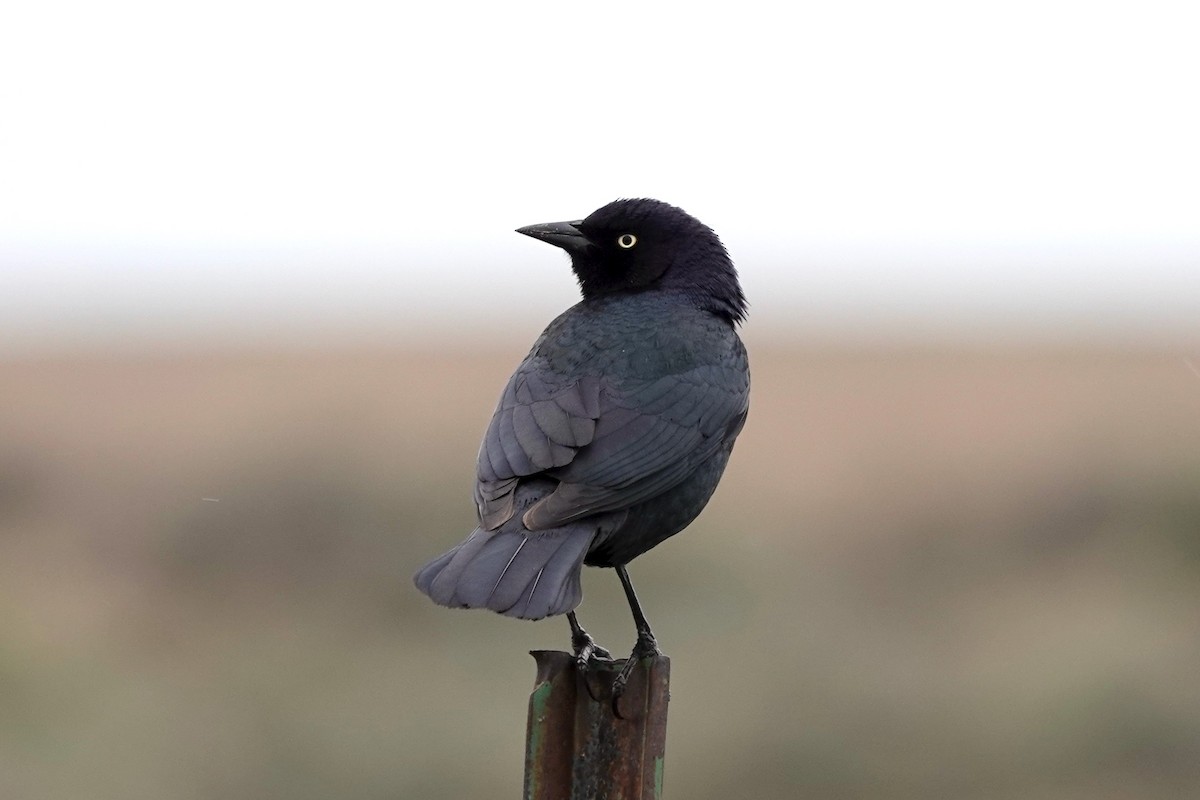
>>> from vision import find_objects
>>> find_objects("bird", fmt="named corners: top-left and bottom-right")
top-left (413, 198), bottom-right (750, 713)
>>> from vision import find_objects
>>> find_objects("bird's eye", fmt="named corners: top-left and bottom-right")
top-left (617, 233), bottom-right (637, 249)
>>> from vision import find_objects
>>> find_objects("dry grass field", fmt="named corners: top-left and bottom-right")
top-left (2, 341), bottom-right (1198, 799)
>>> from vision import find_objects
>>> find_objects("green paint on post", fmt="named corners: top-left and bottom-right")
top-left (654, 755), bottom-right (664, 798)
top-left (526, 679), bottom-right (554, 795)
top-left (529, 680), bottom-right (553, 735)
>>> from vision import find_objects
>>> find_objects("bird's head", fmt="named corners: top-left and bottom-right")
top-left (517, 198), bottom-right (747, 324)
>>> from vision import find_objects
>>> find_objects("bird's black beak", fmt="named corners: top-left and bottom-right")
top-left (516, 220), bottom-right (590, 254)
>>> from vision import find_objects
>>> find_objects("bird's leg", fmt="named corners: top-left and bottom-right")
top-left (611, 564), bottom-right (662, 718)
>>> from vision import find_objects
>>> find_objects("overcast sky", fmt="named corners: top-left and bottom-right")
top-left (1, 0), bottom-right (1197, 351)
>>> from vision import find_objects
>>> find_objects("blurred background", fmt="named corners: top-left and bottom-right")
top-left (2, 1), bottom-right (1199, 798)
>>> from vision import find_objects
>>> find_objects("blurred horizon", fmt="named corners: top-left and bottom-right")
top-left (4, 240), bottom-right (1199, 358)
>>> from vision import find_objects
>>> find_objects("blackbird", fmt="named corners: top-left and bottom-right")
top-left (414, 198), bottom-right (749, 712)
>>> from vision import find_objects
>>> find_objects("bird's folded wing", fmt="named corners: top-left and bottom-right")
top-left (475, 357), bottom-right (748, 531)
top-left (474, 369), bottom-right (601, 529)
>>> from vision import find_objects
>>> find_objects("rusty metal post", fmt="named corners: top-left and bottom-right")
top-left (524, 650), bottom-right (671, 800)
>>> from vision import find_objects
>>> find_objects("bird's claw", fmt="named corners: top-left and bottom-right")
top-left (571, 628), bottom-right (614, 704)
top-left (572, 629), bottom-right (613, 669)
top-left (610, 633), bottom-right (662, 719)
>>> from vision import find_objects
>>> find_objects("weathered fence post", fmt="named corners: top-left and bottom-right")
top-left (524, 650), bottom-right (671, 800)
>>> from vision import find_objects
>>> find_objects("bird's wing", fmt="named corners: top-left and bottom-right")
top-left (474, 366), bottom-right (602, 529)
top-left (475, 353), bottom-right (749, 532)
top-left (524, 362), bottom-right (748, 530)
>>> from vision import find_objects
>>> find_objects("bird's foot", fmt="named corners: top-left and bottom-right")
top-left (611, 630), bottom-right (662, 719)
top-left (572, 629), bottom-right (614, 670)
top-left (570, 618), bottom-right (614, 703)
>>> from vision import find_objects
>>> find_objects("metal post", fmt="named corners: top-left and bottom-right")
top-left (524, 650), bottom-right (671, 800)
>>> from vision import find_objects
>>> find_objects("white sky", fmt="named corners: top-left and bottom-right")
top-left (1, 0), bottom-right (1198, 350)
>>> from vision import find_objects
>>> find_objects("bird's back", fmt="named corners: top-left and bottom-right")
top-left (488, 291), bottom-right (749, 563)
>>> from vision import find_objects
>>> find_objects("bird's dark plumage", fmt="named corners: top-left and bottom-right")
top-left (414, 198), bottom-right (749, 641)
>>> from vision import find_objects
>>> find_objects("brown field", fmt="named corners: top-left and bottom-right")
top-left (2, 341), bottom-right (1199, 799)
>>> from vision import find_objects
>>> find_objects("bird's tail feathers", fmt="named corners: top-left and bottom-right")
top-left (413, 527), bottom-right (595, 620)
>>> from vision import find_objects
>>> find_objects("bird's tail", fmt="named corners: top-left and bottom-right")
top-left (413, 527), bottom-right (595, 620)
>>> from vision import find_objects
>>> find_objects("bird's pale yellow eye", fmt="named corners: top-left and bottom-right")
top-left (617, 233), bottom-right (637, 249)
